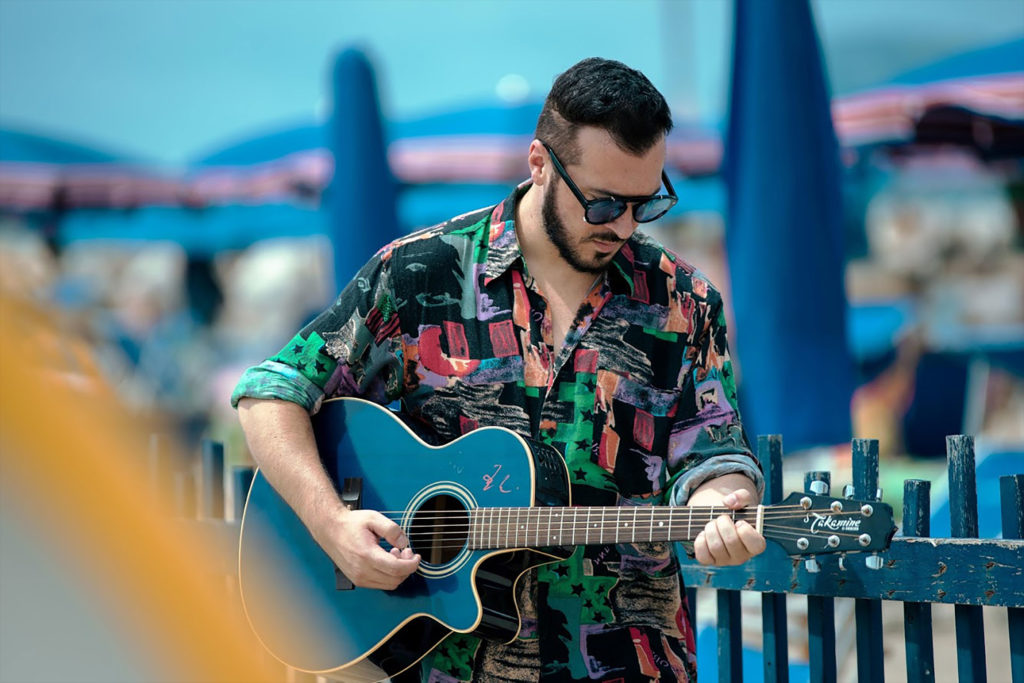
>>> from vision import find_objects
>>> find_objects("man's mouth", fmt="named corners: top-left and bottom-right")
top-left (590, 236), bottom-right (622, 251)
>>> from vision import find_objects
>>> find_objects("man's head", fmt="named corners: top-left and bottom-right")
top-left (527, 59), bottom-right (675, 274)
top-left (535, 57), bottom-right (673, 165)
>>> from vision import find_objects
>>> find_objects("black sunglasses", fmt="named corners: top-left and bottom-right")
top-left (541, 141), bottom-right (678, 225)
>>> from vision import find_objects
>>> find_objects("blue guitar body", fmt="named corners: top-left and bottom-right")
top-left (238, 398), bottom-right (572, 681)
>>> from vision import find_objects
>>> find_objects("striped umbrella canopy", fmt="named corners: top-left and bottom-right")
top-left (832, 37), bottom-right (1024, 157)
top-left (0, 127), bottom-right (183, 212)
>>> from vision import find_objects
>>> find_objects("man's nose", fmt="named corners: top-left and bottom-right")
top-left (607, 208), bottom-right (638, 240)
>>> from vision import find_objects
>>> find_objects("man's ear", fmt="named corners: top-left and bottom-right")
top-left (527, 139), bottom-right (548, 187)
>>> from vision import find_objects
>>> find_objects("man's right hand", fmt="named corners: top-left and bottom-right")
top-left (237, 398), bottom-right (421, 590)
top-left (311, 506), bottom-right (421, 590)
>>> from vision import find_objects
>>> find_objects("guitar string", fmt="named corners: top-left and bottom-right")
top-left (386, 525), bottom-right (878, 550)
top-left (368, 504), bottom-right (854, 518)
top-left (379, 530), bottom-right (881, 553)
top-left (368, 503), bottom-right (865, 516)
top-left (392, 525), bottom-right (873, 540)
top-left (369, 508), bottom-right (874, 523)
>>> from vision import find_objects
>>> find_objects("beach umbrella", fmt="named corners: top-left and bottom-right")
top-left (187, 123), bottom-right (330, 207)
top-left (0, 127), bottom-right (181, 213)
top-left (326, 48), bottom-right (401, 291)
top-left (723, 0), bottom-right (854, 451)
top-left (833, 37), bottom-right (1024, 158)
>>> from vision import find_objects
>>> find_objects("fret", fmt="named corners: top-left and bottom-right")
top-left (546, 508), bottom-right (553, 546)
top-left (515, 507), bottom-right (522, 547)
top-left (573, 508), bottom-right (579, 546)
top-left (631, 507), bottom-right (637, 543)
top-left (649, 508), bottom-right (654, 543)
top-left (687, 505), bottom-right (693, 540)
top-left (471, 508), bottom-right (478, 549)
top-left (585, 508), bottom-right (591, 545)
top-left (615, 507), bottom-right (621, 545)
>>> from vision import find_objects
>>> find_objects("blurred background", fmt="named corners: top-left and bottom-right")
top-left (0, 1), bottom-right (1022, 680)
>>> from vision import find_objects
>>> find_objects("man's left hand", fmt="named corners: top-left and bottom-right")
top-left (687, 474), bottom-right (766, 566)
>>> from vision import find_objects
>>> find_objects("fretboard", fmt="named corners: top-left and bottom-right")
top-left (469, 505), bottom-right (761, 549)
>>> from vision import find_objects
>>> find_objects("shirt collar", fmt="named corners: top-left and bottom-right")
top-left (481, 180), bottom-right (639, 297)
top-left (482, 182), bottom-right (529, 286)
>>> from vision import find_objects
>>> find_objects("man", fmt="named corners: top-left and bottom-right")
top-left (233, 57), bottom-right (765, 682)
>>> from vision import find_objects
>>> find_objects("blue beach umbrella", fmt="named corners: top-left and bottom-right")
top-left (327, 48), bottom-right (402, 291)
top-left (723, 0), bottom-right (854, 451)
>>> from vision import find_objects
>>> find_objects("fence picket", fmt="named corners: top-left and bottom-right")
top-left (948, 435), bottom-right (987, 683)
top-left (852, 439), bottom-right (885, 683)
top-left (1000, 474), bottom-right (1023, 683)
top-left (902, 479), bottom-right (936, 683)
top-left (804, 471), bottom-right (837, 683)
top-left (760, 436), bottom-right (788, 683)
top-left (718, 589), bottom-right (743, 683)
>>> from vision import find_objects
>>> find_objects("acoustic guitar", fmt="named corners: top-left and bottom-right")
top-left (238, 397), bottom-right (895, 682)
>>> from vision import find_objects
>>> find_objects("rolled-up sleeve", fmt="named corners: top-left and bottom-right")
top-left (230, 249), bottom-right (405, 413)
top-left (665, 294), bottom-right (764, 505)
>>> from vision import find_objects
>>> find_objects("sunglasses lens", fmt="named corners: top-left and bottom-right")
top-left (586, 200), bottom-right (627, 224)
top-left (634, 197), bottom-right (677, 223)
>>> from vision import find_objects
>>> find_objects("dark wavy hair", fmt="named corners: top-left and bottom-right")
top-left (535, 57), bottom-right (673, 165)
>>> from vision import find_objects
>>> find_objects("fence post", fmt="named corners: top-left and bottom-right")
top-left (852, 438), bottom-right (885, 683)
top-left (232, 466), bottom-right (255, 523)
top-left (200, 440), bottom-right (225, 520)
top-left (947, 435), bottom-right (987, 683)
top-left (902, 479), bottom-right (935, 682)
top-left (805, 470), bottom-right (836, 683)
top-left (718, 588), bottom-right (743, 683)
top-left (760, 435), bottom-right (788, 683)
top-left (1000, 474), bottom-right (1024, 683)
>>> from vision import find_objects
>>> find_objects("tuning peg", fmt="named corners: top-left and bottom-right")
top-left (804, 556), bottom-right (820, 573)
top-left (865, 553), bottom-right (883, 570)
top-left (838, 554), bottom-right (848, 571)
top-left (809, 480), bottom-right (829, 495)
top-left (842, 484), bottom-right (855, 499)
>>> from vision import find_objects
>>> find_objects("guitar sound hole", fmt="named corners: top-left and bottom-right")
top-left (408, 495), bottom-right (468, 565)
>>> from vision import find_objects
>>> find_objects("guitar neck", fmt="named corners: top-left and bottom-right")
top-left (469, 505), bottom-right (762, 549)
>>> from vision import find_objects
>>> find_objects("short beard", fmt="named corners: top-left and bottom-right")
top-left (541, 187), bottom-right (608, 275)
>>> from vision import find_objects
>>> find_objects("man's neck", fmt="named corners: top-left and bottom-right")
top-left (515, 185), bottom-right (602, 294)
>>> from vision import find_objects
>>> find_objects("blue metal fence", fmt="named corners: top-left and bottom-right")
top-left (680, 435), bottom-right (1024, 683)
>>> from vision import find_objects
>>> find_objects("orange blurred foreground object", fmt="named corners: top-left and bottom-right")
top-left (0, 294), bottom-right (279, 682)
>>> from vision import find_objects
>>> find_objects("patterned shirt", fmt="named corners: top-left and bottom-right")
top-left (232, 183), bottom-right (762, 682)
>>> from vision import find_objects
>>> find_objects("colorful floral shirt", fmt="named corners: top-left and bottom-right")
top-left (232, 183), bottom-right (762, 682)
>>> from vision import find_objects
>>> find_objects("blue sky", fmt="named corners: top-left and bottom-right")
top-left (1, 0), bottom-right (1021, 168)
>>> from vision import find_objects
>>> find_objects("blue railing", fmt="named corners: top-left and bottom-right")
top-left (679, 435), bottom-right (1024, 683)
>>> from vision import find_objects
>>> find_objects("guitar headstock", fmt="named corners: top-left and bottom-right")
top-left (763, 492), bottom-right (896, 556)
